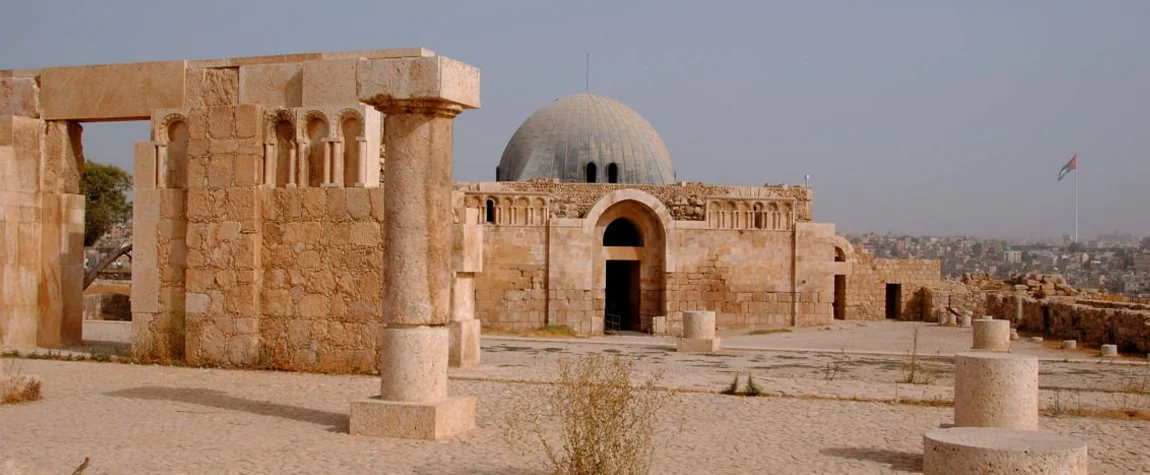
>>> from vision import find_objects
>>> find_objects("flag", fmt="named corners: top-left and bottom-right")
top-left (1058, 154), bottom-right (1077, 181)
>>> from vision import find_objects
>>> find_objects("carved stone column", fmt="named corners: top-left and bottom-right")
top-left (349, 54), bottom-right (480, 441)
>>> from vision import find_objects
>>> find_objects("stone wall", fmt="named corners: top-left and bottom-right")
top-left (845, 249), bottom-right (941, 321)
top-left (473, 224), bottom-right (549, 331)
top-left (985, 293), bottom-right (1150, 353)
top-left (923, 280), bottom-right (989, 322)
top-left (258, 187), bottom-right (385, 373)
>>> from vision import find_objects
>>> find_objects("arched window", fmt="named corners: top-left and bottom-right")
top-left (274, 120), bottom-right (294, 187)
top-left (166, 120), bottom-right (189, 188)
top-left (607, 163), bottom-right (619, 183)
top-left (306, 117), bottom-right (328, 186)
top-left (603, 218), bottom-right (642, 246)
top-left (835, 247), bottom-right (847, 262)
top-left (496, 166), bottom-right (501, 181)
top-left (485, 199), bottom-right (496, 224)
top-left (585, 162), bottom-right (597, 183)
top-left (341, 116), bottom-right (363, 186)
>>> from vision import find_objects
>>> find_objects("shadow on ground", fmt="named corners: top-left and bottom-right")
top-left (107, 386), bottom-right (348, 432)
top-left (820, 447), bottom-right (923, 473)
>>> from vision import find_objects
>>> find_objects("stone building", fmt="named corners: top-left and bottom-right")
top-left (0, 48), bottom-right (940, 373)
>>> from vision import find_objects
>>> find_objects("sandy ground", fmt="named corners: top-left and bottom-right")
top-left (2, 320), bottom-right (1147, 474)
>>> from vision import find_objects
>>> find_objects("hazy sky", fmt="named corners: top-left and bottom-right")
top-left (2, 1), bottom-right (1147, 238)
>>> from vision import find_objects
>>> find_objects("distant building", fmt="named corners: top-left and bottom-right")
top-left (1004, 250), bottom-right (1022, 264)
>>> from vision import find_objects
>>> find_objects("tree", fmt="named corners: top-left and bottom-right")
top-left (81, 161), bottom-right (132, 247)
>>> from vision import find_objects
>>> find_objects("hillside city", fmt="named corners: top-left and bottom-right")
top-left (848, 231), bottom-right (1150, 298)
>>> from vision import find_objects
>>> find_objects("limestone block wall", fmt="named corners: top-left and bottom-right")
top-left (0, 113), bottom-right (85, 349)
top-left (985, 294), bottom-right (1150, 352)
top-left (923, 281), bottom-right (988, 321)
top-left (474, 223), bottom-right (549, 331)
top-left (668, 226), bottom-right (799, 331)
top-left (257, 187), bottom-right (384, 373)
top-left (845, 249), bottom-right (941, 321)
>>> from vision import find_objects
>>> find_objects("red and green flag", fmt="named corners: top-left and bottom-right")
top-left (1057, 154), bottom-right (1077, 181)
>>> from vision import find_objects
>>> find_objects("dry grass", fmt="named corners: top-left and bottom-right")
top-left (1, 359), bottom-right (43, 404)
top-left (747, 328), bottom-right (792, 336)
top-left (900, 324), bottom-right (938, 385)
top-left (502, 355), bottom-right (679, 475)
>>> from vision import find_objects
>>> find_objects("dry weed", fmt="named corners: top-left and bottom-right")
top-left (502, 355), bottom-right (679, 475)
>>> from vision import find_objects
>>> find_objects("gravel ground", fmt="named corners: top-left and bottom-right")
top-left (2, 355), bottom-right (1149, 475)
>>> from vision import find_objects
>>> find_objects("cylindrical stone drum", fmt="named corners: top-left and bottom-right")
top-left (960, 314), bottom-right (972, 328)
top-left (1101, 344), bottom-right (1118, 357)
top-left (379, 326), bottom-right (449, 403)
top-left (954, 352), bottom-right (1039, 430)
top-left (923, 427), bottom-right (1088, 475)
top-left (972, 319), bottom-right (1011, 352)
top-left (682, 311), bottom-right (716, 339)
top-left (1010, 328), bottom-right (1019, 341)
top-left (1062, 340), bottom-right (1077, 350)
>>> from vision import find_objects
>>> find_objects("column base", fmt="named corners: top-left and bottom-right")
top-left (449, 319), bottom-right (481, 369)
top-left (677, 337), bottom-right (721, 353)
top-left (349, 396), bottom-right (475, 440)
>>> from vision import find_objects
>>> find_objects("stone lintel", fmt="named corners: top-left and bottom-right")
top-left (349, 396), bottom-right (476, 440)
top-left (356, 56), bottom-right (480, 110)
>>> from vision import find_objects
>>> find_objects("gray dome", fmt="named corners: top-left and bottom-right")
top-left (497, 93), bottom-right (675, 184)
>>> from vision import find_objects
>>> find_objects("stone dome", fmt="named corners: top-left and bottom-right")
top-left (496, 93), bottom-right (675, 184)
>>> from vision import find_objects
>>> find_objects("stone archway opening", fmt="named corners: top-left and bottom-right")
top-left (603, 217), bottom-right (643, 332)
top-left (833, 246), bottom-right (847, 320)
top-left (591, 198), bottom-right (667, 335)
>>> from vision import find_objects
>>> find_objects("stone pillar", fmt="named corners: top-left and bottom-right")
top-left (954, 352), bottom-right (1039, 430)
top-left (349, 98), bottom-right (475, 440)
top-left (298, 143), bottom-right (309, 187)
top-left (1101, 344), bottom-right (1118, 357)
top-left (322, 140), bottom-right (333, 186)
top-left (678, 310), bottom-right (720, 353)
top-left (923, 427), bottom-right (1087, 475)
top-left (971, 319), bottom-right (1010, 352)
top-left (1014, 294), bottom-right (1023, 324)
top-left (155, 144), bottom-right (168, 188)
top-left (355, 136), bottom-right (368, 187)
top-left (960, 312), bottom-right (972, 328)
top-left (287, 147), bottom-right (297, 187)
top-left (449, 208), bottom-right (483, 368)
top-left (332, 140), bottom-right (344, 186)
top-left (263, 142), bottom-right (275, 186)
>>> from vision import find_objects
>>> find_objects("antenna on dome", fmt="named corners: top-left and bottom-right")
top-left (585, 52), bottom-right (590, 92)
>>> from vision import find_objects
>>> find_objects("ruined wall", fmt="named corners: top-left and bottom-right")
top-left (845, 249), bottom-right (941, 321)
top-left (473, 224), bottom-right (549, 331)
top-left (922, 280), bottom-right (988, 322)
top-left (668, 226), bottom-right (799, 331)
top-left (258, 187), bottom-right (385, 373)
top-left (985, 294), bottom-right (1150, 353)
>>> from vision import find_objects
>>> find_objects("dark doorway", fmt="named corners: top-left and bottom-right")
top-left (605, 260), bottom-right (641, 332)
top-left (833, 275), bottom-right (846, 319)
top-left (885, 283), bottom-right (902, 319)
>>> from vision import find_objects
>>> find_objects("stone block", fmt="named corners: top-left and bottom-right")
top-left (971, 319), bottom-right (1010, 352)
top-left (41, 60), bottom-right (187, 120)
top-left (349, 396), bottom-right (475, 441)
top-left (954, 352), bottom-right (1039, 430)
top-left (302, 59), bottom-right (358, 106)
top-left (239, 63), bottom-right (303, 107)
top-left (1061, 340), bottom-right (1077, 350)
top-left (651, 315), bottom-right (667, 335)
top-left (922, 427), bottom-right (1087, 475)
top-left (448, 318), bottom-right (481, 369)
top-left (0, 78), bottom-right (40, 118)
top-left (682, 310), bottom-right (716, 339)
top-left (356, 56), bottom-right (480, 109)
top-left (1100, 344), bottom-right (1118, 357)
top-left (677, 337), bottom-right (721, 353)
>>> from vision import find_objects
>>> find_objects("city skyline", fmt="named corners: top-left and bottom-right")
top-left (2, 1), bottom-right (1147, 238)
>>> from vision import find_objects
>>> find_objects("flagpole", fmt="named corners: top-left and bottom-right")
top-left (1074, 160), bottom-right (1078, 243)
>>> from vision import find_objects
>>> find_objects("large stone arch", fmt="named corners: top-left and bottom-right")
top-left (585, 189), bottom-right (671, 333)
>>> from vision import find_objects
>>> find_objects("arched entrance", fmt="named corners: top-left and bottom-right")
top-left (587, 191), bottom-right (669, 335)
top-left (833, 246), bottom-right (847, 319)
top-left (603, 218), bottom-right (643, 331)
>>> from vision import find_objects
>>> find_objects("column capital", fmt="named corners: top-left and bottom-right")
top-left (357, 55), bottom-right (480, 110)
top-left (374, 99), bottom-right (463, 118)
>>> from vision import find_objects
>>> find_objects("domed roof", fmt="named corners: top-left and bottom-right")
top-left (497, 93), bottom-right (675, 184)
